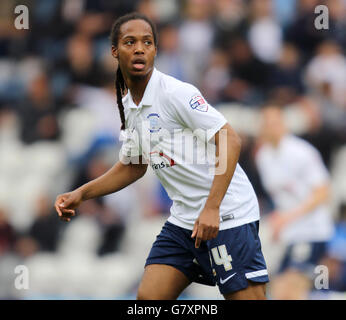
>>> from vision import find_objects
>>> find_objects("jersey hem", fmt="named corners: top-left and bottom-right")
top-left (167, 215), bottom-right (260, 231)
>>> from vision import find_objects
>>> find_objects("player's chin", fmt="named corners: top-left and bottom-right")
top-left (131, 69), bottom-right (145, 75)
top-left (129, 65), bottom-right (152, 77)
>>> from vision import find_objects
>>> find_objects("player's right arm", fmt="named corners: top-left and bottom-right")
top-left (55, 159), bottom-right (148, 222)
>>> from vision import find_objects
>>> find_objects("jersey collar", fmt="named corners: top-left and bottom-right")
top-left (123, 67), bottom-right (159, 110)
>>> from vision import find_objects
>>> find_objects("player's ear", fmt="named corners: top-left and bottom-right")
top-left (111, 45), bottom-right (118, 59)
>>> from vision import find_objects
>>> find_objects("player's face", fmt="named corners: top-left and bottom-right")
top-left (113, 19), bottom-right (157, 79)
top-left (260, 107), bottom-right (286, 143)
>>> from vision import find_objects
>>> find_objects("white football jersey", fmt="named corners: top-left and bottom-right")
top-left (120, 68), bottom-right (260, 230)
top-left (255, 134), bottom-right (334, 243)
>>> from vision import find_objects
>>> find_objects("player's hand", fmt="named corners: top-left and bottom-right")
top-left (54, 190), bottom-right (83, 222)
top-left (269, 211), bottom-right (291, 241)
top-left (191, 207), bottom-right (219, 248)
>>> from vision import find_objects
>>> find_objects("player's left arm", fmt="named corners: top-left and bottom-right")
top-left (168, 85), bottom-right (241, 248)
top-left (192, 123), bottom-right (241, 248)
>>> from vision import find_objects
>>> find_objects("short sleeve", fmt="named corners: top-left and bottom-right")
top-left (168, 83), bottom-right (227, 142)
top-left (298, 144), bottom-right (329, 188)
top-left (119, 129), bottom-right (142, 164)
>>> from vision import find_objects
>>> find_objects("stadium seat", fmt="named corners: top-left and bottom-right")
top-left (59, 108), bottom-right (98, 159)
top-left (22, 142), bottom-right (66, 179)
top-left (8, 174), bottom-right (50, 231)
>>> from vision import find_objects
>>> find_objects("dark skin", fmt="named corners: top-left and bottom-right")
top-left (111, 19), bottom-right (157, 105)
top-left (55, 19), bottom-right (266, 300)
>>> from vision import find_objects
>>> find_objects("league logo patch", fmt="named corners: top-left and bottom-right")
top-left (189, 95), bottom-right (208, 112)
top-left (147, 113), bottom-right (161, 133)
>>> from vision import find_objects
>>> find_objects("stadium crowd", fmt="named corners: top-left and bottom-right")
top-left (0, 0), bottom-right (345, 299)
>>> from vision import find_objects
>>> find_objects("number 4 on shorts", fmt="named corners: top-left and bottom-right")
top-left (211, 245), bottom-right (232, 271)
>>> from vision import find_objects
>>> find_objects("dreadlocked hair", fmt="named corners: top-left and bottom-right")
top-left (110, 12), bottom-right (158, 131)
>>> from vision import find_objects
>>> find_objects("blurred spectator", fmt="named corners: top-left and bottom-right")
top-left (0, 0), bottom-right (32, 58)
top-left (0, 207), bottom-right (15, 256)
top-left (212, 0), bottom-right (247, 50)
top-left (72, 151), bottom-right (128, 255)
top-left (136, 0), bottom-right (159, 23)
top-left (155, 23), bottom-right (185, 80)
top-left (28, 194), bottom-right (62, 252)
top-left (325, 0), bottom-right (346, 49)
top-left (285, 0), bottom-right (329, 59)
top-left (54, 33), bottom-right (104, 91)
top-left (268, 42), bottom-right (304, 105)
top-left (76, 197), bottom-right (126, 256)
top-left (247, 0), bottom-right (283, 64)
top-left (201, 48), bottom-right (230, 104)
top-left (60, 0), bottom-right (138, 32)
top-left (222, 37), bottom-right (272, 104)
top-left (0, 105), bottom-right (19, 142)
top-left (178, 0), bottom-right (214, 86)
top-left (60, 0), bottom-right (85, 24)
top-left (75, 13), bottom-right (112, 39)
top-left (305, 41), bottom-right (346, 110)
top-left (16, 72), bottom-right (61, 144)
top-left (146, 0), bottom-right (179, 24)
top-left (13, 235), bottom-right (38, 259)
top-left (69, 68), bottom-right (121, 166)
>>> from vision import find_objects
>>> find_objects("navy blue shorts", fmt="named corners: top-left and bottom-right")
top-left (278, 242), bottom-right (327, 275)
top-left (145, 220), bottom-right (269, 295)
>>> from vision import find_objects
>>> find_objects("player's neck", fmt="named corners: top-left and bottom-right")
top-left (271, 139), bottom-right (281, 148)
top-left (124, 69), bottom-right (154, 106)
top-left (270, 133), bottom-right (286, 148)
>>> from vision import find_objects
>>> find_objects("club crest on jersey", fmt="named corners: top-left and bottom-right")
top-left (147, 113), bottom-right (161, 133)
top-left (189, 95), bottom-right (208, 112)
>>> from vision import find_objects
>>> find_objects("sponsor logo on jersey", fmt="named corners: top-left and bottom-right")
top-left (189, 95), bottom-right (208, 112)
top-left (149, 151), bottom-right (175, 170)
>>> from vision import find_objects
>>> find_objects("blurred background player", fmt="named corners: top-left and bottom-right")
top-left (255, 104), bottom-right (334, 298)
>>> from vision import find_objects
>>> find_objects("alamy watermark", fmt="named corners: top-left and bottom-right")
top-left (14, 5), bottom-right (29, 30)
top-left (118, 125), bottom-right (229, 175)
top-left (314, 5), bottom-right (329, 30)
top-left (14, 265), bottom-right (29, 290)
top-left (314, 265), bottom-right (329, 290)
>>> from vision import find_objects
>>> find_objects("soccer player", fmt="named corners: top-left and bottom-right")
top-left (255, 105), bottom-right (334, 275)
top-left (55, 13), bottom-right (268, 300)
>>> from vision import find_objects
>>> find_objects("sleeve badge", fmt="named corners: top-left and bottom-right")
top-left (189, 95), bottom-right (209, 112)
